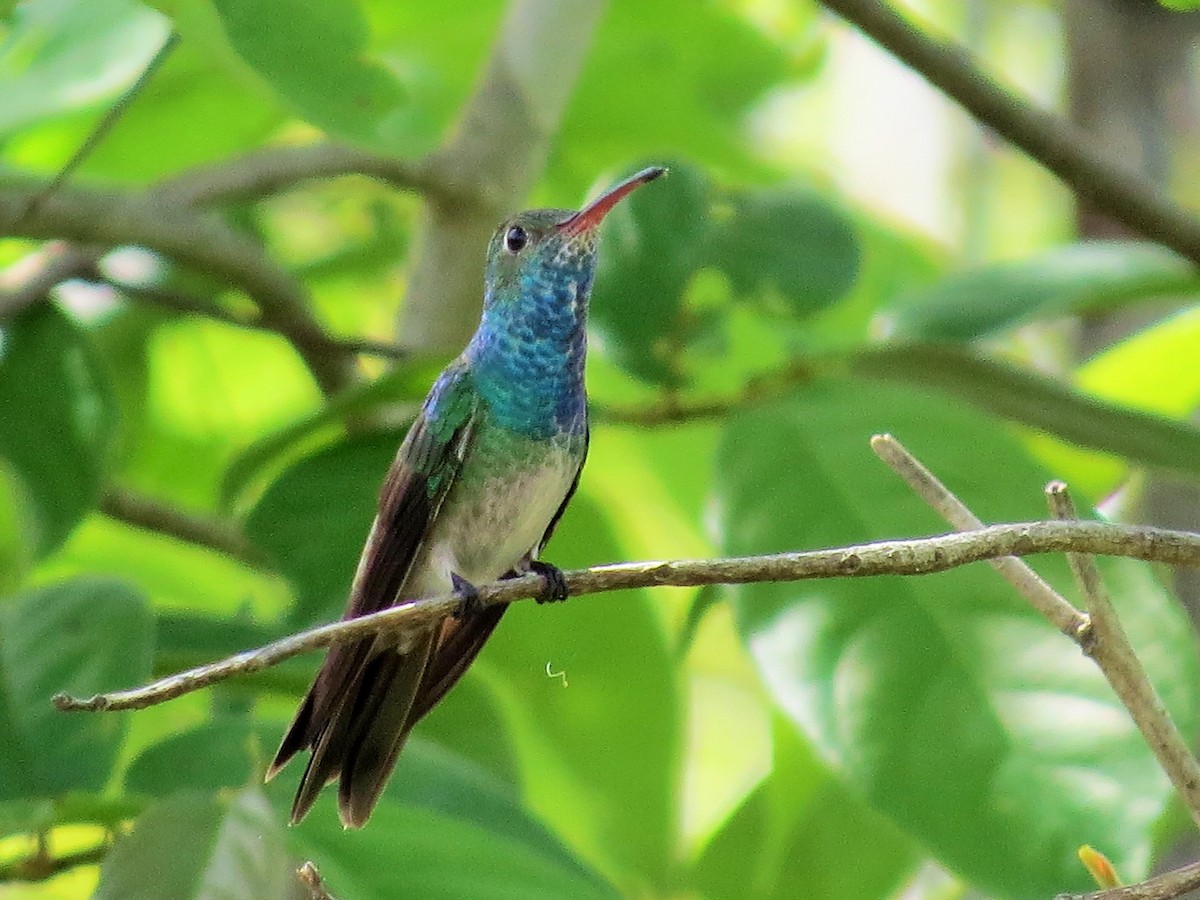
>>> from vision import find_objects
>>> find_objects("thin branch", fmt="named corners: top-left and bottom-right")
top-left (0, 841), bottom-right (109, 883)
top-left (816, 0), bottom-right (1200, 266)
top-left (1046, 481), bottom-right (1200, 830)
top-left (1056, 859), bottom-right (1200, 900)
top-left (297, 862), bottom-right (339, 900)
top-left (105, 278), bottom-right (407, 360)
top-left (99, 486), bottom-right (273, 571)
top-left (154, 143), bottom-right (454, 208)
top-left (10, 32), bottom-right (180, 229)
top-left (52, 519), bottom-right (1200, 713)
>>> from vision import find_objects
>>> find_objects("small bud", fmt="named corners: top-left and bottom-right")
top-left (1078, 845), bottom-right (1121, 889)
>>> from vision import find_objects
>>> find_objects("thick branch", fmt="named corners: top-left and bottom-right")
top-left (53, 519), bottom-right (1200, 713)
top-left (100, 487), bottom-right (272, 571)
top-left (817, 0), bottom-right (1200, 266)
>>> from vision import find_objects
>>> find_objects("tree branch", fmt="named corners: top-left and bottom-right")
top-left (99, 486), bottom-right (273, 571)
top-left (0, 841), bottom-right (109, 883)
top-left (1057, 859), bottom-right (1200, 900)
top-left (52, 518), bottom-right (1200, 714)
top-left (817, 0), bottom-right (1200, 266)
top-left (0, 182), bottom-right (356, 394)
top-left (297, 862), bottom-right (339, 900)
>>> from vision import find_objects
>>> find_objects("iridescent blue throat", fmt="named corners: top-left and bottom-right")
top-left (466, 253), bottom-right (593, 440)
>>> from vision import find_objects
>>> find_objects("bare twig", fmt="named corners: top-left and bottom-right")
top-left (873, 434), bottom-right (1200, 833)
top-left (297, 861), bottom-right (339, 900)
top-left (100, 486), bottom-right (273, 571)
top-left (1046, 481), bottom-right (1200, 829)
top-left (817, 0), bottom-right (1200, 266)
top-left (871, 433), bottom-right (1087, 638)
top-left (52, 519), bottom-right (1200, 713)
top-left (1056, 859), bottom-right (1200, 900)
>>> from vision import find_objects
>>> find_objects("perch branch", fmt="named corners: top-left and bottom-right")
top-left (297, 862), bottom-right (339, 900)
top-left (53, 519), bottom-right (1200, 713)
top-left (817, 0), bottom-right (1200, 266)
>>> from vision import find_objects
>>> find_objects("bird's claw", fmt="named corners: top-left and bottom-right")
top-left (529, 561), bottom-right (569, 604)
top-left (451, 572), bottom-right (484, 619)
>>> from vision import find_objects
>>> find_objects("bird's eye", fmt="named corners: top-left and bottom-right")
top-left (504, 225), bottom-right (528, 254)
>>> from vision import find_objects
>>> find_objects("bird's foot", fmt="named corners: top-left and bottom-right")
top-left (529, 561), bottom-right (570, 604)
top-left (451, 572), bottom-right (484, 619)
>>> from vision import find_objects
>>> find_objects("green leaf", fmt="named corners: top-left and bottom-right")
top-left (244, 428), bottom-right (403, 625)
top-left (714, 378), bottom-right (1199, 896)
top-left (272, 741), bottom-right (618, 900)
top-left (848, 343), bottom-right (1200, 480)
top-left (0, 304), bottom-right (117, 556)
top-left (590, 162), bottom-right (714, 385)
top-left (125, 717), bottom-right (261, 797)
top-left (0, 0), bottom-right (168, 139)
top-left (710, 189), bottom-right (860, 317)
top-left (692, 720), bottom-right (917, 900)
top-left (94, 787), bottom-right (291, 899)
top-left (210, 0), bottom-right (407, 148)
top-left (884, 242), bottom-right (1197, 341)
top-left (0, 579), bottom-right (152, 800)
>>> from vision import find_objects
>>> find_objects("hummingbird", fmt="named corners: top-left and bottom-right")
top-left (266, 166), bottom-right (667, 828)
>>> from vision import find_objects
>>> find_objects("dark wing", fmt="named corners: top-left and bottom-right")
top-left (267, 361), bottom-right (480, 825)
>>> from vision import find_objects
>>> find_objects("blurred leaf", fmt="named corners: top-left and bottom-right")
top-left (482, 493), bottom-right (681, 889)
top-left (849, 343), bottom-right (1200, 480)
top-left (220, 355), bottom-right (447, 511)
top-left (272, 740), bottom-right (618, 900)
top-left (211, 0), bottom-right (407, 148)
top-left (710, 189), bottom-right (860, 317)
top-left (93, 787), bottom-right (291, 899)
top-left (714, 378), bottom-right (1199, 896)
top-left (0, 304), bottom-right (117, 556)
top-left (591, 162), bottom-right (713, 385)
top-left (884, 242), bottom-right (1196, 341)
top-left (0, 579), bottom-right (152, 800)
top-left (1077, 306), bottom-right (1200, 419)
top-left (692, 720), bottom-right (917, 900)
top-left (126, 717), bottom-right (263, 796)
top-left (0, 0), bottom-right (168, 138)
top-left (245, 428), bottom-right (403, 625)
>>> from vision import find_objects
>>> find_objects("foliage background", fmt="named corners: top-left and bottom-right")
top-left (2, 0), bottom-right (1200, 897)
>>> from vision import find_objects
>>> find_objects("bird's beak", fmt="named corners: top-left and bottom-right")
top-left (559, 166), bottom-right (668, 235)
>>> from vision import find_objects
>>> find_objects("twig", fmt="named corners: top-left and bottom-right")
top-left (871, 433), bottom-right (1087, 638)
top-left (1056, 859), bottom-right (1200, 900)
top-left (100, 486), bottom-right (273, 571)
top-left (0, 841), bottom-right (109, 883)
top-left (297, 861), bottom-right (339, 900)
top-left (10, 33), bottom-right (180, 229)
top-left (1046, 481), bottom-right (1200, 830)
top-left (872, 434), bottom-right (1200, 832)
top-left (817, 0), bottom-right (1200, 266)
top-left (52, 519), bottom-right (1200, 713)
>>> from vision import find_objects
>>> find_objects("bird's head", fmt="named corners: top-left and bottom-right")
top-left (482, 166), bottom-right (667, 311)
